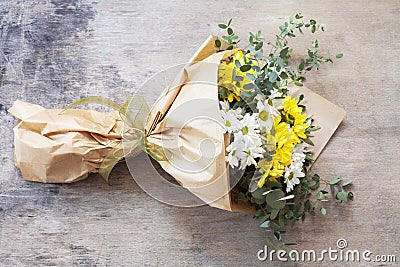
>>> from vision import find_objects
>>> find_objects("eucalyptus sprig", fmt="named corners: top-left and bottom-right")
top-left (216, 19), bottom-right (239, 50)
top-left (216, 13), bottom-right (343, 95)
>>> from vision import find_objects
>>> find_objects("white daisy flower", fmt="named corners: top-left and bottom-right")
top-left (283, 143), bottom-right (309, 192)
top-left (219, 100), bottom-right (230, 112)
top-left (233, 113), bottom-right (261, 144)
top-left (239, 145), bottom-right (265, 169)
top-left (221, 103), bottom-right (266, 170)
top-left (256, 98), bottom-right (279, 131)
top-left (284, 165), bottom-right (305, 192)
top-left (223, 110), bottom-right (243, 133)
top-left (241, 113), bottom-right (260, 133)
top-left (226, 142), bottom-right (242, 168)
top-left (226, 137), bottom-right (247, 169)
top-left (291, 143), bottom-right (309, 164)
top-left (220, 101), bottom-right (243, 133)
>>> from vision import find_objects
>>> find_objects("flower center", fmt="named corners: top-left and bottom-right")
top-left (259, 110), bottom-right (270, 121)
top-left (241, 126), bottom-right (249, 135)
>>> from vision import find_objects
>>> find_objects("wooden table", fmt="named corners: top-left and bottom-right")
top-left (1, 0), bottom-right (399, 266)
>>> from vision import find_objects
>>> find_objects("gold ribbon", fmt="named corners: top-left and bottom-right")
top-left (65, 96), bottom-right (168, 183)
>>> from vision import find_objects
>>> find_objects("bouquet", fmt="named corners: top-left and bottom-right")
top-left (10, 14), bottom-right (353, 244)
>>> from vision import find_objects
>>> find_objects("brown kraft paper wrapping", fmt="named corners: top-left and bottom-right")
top-left (9, 101), bottom-right (122, 183)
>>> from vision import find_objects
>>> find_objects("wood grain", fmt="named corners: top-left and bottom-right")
top-left (0, 0), bottom-right (399, 266)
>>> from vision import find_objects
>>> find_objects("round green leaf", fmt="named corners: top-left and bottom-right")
top-left (260, 221), bottom-right (270, 228)
top-left (336, 191), bottom-right (347, 202)
top-left (255, 41), bottom-right (263, 51)
top-left (321, 207), bottom-right (327, 215)
top-left (251, 186), bottom-right (268, 199)
top-left (240, 64), bottom-right (251, 72)
top-left (294, 81), bottom-right (303, 87)
top-left (266, 189), bottom-right (285, 209)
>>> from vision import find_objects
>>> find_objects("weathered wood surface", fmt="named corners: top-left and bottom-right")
top-left (0, 0), bottom-right (399, 266)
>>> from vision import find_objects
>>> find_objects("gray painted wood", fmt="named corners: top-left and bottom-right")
top-left (0, 0), bottom-right (399, 266)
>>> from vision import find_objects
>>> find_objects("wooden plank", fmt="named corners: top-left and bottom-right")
top-left (0, 0), bottom-right (399, 266)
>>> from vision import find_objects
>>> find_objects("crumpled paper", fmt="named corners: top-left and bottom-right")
top-left (9, 35), bottom-right (346, 212)
top-left (9, 101), bottom-right (122, 183)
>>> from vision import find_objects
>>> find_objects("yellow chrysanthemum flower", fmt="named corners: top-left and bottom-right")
top-left (218, 50), bottom-right (257, 102)
top-left (257, 117), bottom-right (296, 187)
top-left (274, 117), bottom-right (289, 148)
top-left (257, 94), bottom-right (312, 187)
top-left (283, 96), bottom-right (308, 142)
top-left (283, 96), bottom-right (302, 115)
